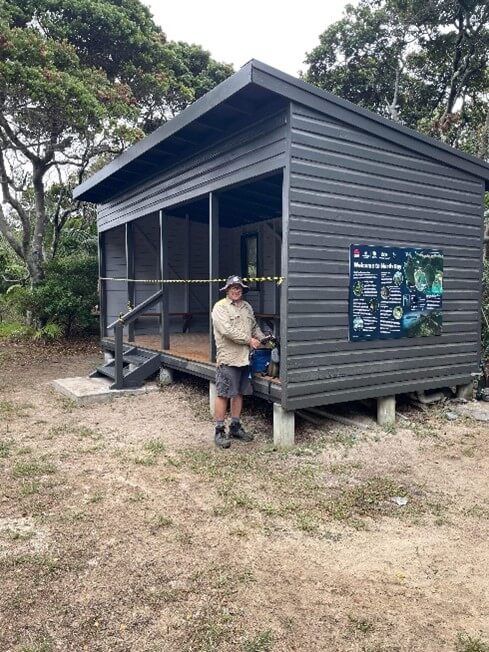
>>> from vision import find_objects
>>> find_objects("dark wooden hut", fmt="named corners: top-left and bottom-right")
top-left (74, 59), bottom-right (489, 444)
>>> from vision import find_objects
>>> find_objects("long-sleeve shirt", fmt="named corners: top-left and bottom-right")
top-left (211, 297), bottom-right (265, 367)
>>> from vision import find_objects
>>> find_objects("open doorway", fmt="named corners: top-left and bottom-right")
top-left (102, 171), bottom-right (283, 366)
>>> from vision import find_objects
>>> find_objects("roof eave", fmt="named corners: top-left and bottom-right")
top-left (73, 61), bottom-right (254, 202)
top-left (249, 59), bottom-right (489, 188)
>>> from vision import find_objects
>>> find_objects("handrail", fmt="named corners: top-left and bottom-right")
top-left (107, 287), bottom-right (164, 329)
top-left (108, 287), bottom-right (164, 389)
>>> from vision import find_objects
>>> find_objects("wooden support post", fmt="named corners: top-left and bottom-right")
top-left (98, 231), bottom-right (107, 338)
top-left (184, 213), bottom-right (190, 314)
top-left (125, 222), bottom-right (135, 342)
top-left (114, 323), bottom-right (124, 389)
top-left (273, 404), bottom-right (295, 447)
top-left (159, 210), bottom-right (170, 350)
top-left (209, 193), bottom-right (219, 362)
top-left (377, 395), bottom-right (396, 426)
top-left (209, 381), bottom-right (217, 418)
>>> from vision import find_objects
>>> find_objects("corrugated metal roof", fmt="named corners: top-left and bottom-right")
top-left (74, 59), bottom-right (489, 202)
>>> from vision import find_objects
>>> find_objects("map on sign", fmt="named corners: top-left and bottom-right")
top-left (349, 245), bottom-right (443, 342)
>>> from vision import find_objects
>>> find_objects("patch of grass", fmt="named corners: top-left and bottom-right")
top-left (0, 322), bottom-right (33, 341)
top-left (87, 492), bottom-right (104, 504)
top-left (296, 512), bottom-right (319, 533)
top-left (144, 438), bottom-right (166, 455)
top-left (13, 460), bottom-right (57, 478)
top-left (151, 515), bottom-right (173, 531)
top-left (4, 528), bottom-right (35, 542)
top-left (127, 490), bottom-right (147, 503)
top-left (135, 438), bottom-right (166, 466)
top-left (17, 446), bottom-right (33, 455)
top-left (0, 400), bottom-right (32, 418)
top-left (0, 438), bottom-right (13, 458)
top-left (20, 480), bottom-right (41, 496)
top-left (330, 429), bottom-right (358, 447)
top-left (456, 632), bottom-right (489, 652)
top-left (20, 639), bottom-right (53, 652)
top-left (243, 629), bottom-right (274, 652)
top-left (347, 614), bottom-right (375, 634)
top-left (326, 477), bottom-right (409, 521)
top-left (465, 505), bottom-right (489, 519)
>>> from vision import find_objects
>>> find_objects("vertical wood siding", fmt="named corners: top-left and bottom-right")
top-left (285, 102), bottom-right (483, 410)
top-left (105, 225), bottom-right (127, 330)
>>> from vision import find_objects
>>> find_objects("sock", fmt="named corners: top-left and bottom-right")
top-left (231, 417), bottom-right (240, 425)
top-left (215, 420), bottom-right (225, 429)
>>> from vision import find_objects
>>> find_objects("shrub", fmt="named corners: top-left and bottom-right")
top-left (482, 260), bottom-right (489, 352)
top-left (5, 255), bottom-right (98, 338)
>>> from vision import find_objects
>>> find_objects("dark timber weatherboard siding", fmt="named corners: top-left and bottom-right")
top-left (75, 60), bottom-right (489, 412)
top-left (281, 101), bottom-right (483, 411)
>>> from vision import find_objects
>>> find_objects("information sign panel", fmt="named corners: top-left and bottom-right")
top-left (349, 245), bottom-right (443, 342)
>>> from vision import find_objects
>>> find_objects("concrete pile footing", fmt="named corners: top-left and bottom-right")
top-left (51, 376), bottom-right (159, 406)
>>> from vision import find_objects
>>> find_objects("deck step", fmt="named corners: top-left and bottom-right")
top-left (123, 354), bottom-right (151, 365)
top-left (92, 346), bottom-right (161, 389)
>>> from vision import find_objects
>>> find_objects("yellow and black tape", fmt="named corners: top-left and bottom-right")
top-left (100, 276), bottom-right (285, 285)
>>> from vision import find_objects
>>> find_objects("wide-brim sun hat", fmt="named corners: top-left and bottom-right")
top-left (219, 275), bottom-right (249, 294)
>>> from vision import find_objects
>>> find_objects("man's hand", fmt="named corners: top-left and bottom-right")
top-left (249, 337), bottom-right (261, 350)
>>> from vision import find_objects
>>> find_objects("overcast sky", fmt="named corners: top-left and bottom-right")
top-left (146, 0), bottom-right (356, 77)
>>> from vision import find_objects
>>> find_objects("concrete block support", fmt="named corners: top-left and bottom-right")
top-left (377, 395), bottom-right (396, 426)
top-left (158, 367), bottom-right (174, 386)
top-left (273, 404), bottom-right (295, 447)
top-left (456, 382), bottom-right (473, 401)
top-left (209, 381), bottom-right (217, 418)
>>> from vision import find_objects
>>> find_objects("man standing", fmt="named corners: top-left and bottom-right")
top-left (211, 275), bottom-right (266, 449)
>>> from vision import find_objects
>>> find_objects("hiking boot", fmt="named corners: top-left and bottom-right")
top-left (229, 421), bottom-right (254, 442)
top-left (214, 426), bottom-right (231, 449)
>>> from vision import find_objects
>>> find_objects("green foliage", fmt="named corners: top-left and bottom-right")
top-left (304, 0), bottom-right (489, 152)
top-left (456, 631), bottom-right (489, 652)
top-left (6, 254), bottom-right (98, 337)
top-left (481, 260), bottom-right (489, 350)
top-left (0, 0), bottom-right (233, 284)
top-left (0, 322), bottom-right (33, 341)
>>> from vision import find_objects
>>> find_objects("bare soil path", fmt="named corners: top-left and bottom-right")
top-left (1, 340), bottom-right (488, 652)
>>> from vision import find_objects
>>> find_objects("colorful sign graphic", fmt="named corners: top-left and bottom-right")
top-left (349, 245), bottom-right (443, 342)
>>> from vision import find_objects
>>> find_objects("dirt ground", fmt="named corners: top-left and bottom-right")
top-left (1, 340), bottom-right (489, 652)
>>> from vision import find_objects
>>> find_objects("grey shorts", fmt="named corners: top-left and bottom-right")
top-left (216, 365), bottom-right (253, 398)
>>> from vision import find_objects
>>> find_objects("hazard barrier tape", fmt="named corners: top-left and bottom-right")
top-left (100, 276), bottom-right (284, 285)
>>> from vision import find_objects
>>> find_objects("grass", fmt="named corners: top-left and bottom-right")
top-left (135, 437), bottom-right (166, 465)
top-left (347, 614), bottom-right (375, 634)
top-left (243, 630), bottom-right (274, 652)
top-left (456, 632), bottom-right (489, 652)
top-left (20, 641), bottom-right (53, 652)
top-left (0, 322), bottom-right (33, 341)
top-left (4, 528), bottom-right (35, 542)
top-left (0, 438), bottom-right (13, 458)
top-left (151, 515), bottom-right (173, 530)
top-left (13, 460), bottom-right (57, 478)
top-left (0, 400), bottom-right (32, 418)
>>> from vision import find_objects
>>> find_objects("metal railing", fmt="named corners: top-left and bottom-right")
top-left (106, 288), bottom-right (164, 389)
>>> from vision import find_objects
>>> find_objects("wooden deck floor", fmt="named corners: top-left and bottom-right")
top-left (130, 333), bottom-right (211, 364)
top-left (109, 332), bottom-right (281, 386)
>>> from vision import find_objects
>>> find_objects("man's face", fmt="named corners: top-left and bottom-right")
top-left (227, 284), bottom-right (243, 302)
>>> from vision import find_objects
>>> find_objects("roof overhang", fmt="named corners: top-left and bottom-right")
top-left (74, 59), bottom-right (489, 203)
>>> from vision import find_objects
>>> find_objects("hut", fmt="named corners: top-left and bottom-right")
top-left (74, 59), bottom-right (489, 445)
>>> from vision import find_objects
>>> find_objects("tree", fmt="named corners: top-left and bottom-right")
top-left (0, 0), bottom-right (233, 285)
top-left (304, 0), bottom-right (489, 152)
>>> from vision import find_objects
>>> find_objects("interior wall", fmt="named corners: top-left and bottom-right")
top-left (220, 217), bottom-right (281, 322)
top-left (104, 225), bottom-right (127, 332)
